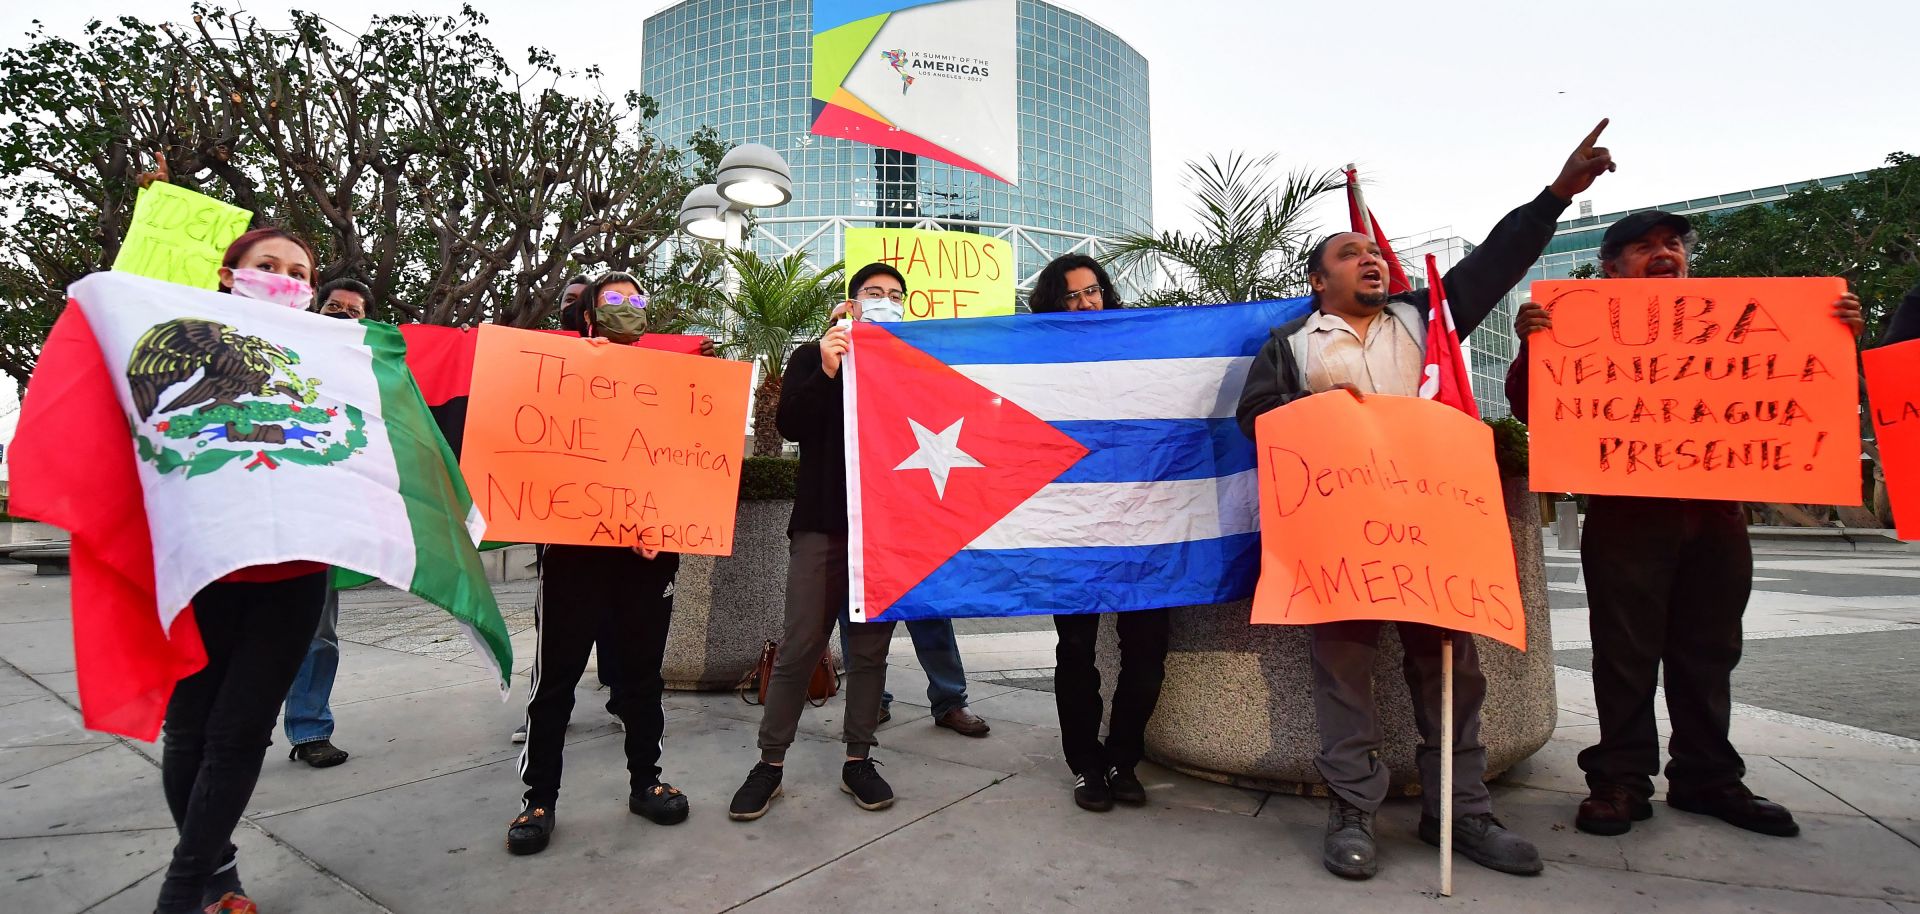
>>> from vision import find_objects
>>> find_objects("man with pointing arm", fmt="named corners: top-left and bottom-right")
top-left (1237, 120), bottom-right (1619, 881)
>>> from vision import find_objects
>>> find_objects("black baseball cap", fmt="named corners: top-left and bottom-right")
top-left (1599, 210), bottom-right (1692, 261)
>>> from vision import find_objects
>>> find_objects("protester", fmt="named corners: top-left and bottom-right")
top-left (153, 227), bottom-right (332, 914)
top-left (842, 617), bottom-right (990, 735)
top-left (1236, 122), bottom-right (1621, 880)
top-left (506, 270), bottom-right (691, 855)
top-left (555, 273), bottom-right (591, 333)
top-left (1504, 212), bottom-right (1864, 841)
top-left (727, 262), bottom-right (913, 821)
top-left (279, 277), bottom-right (375, 771)
top-left (1026, 253), bottom-right (1164, 812)
top-left (1885, 279), bottom-right (1920, 345)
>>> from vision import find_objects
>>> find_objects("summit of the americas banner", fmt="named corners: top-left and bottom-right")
top-left (811, 0), bottom-right (1018, 185)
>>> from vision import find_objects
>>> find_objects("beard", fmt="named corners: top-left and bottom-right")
top-left (1356, 290), bottom-right (1391, 307)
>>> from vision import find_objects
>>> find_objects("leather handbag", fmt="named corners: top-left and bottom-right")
top-left (738, 639), bottom-right (840, 707)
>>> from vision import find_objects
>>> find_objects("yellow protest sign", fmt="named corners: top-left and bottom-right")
top-left (112, 183), bottom-right (254, 290)
top-left (845, 227), bottom-right (1014, 320)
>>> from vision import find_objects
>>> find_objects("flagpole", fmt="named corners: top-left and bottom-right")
top-left (1441, 633), bottom-right (1455, 897)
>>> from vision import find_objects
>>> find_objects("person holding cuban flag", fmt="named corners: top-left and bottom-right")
top-left (730, 262), bottom-right (999, 822)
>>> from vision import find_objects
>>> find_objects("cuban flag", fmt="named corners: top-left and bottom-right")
top-left (843, 298), bottom-right (1313, 621)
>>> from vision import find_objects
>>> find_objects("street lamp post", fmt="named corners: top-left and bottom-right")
top-left (677, 142), bottom-right (794, 297)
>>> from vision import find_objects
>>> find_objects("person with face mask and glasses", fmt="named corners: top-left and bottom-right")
top-left (829, 270), bottom-right (992, 739)
top-left (728, 262), bottom-right (924, 821)
top-left (276, 277), bottom-right (376, 772)
top-left (506, 270), bottom-right (693, 855)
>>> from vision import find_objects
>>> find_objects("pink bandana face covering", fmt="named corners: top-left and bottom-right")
top-left (229, 268), bottom-right (314, 309)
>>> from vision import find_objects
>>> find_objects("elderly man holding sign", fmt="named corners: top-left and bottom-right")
top-left (1506, 213), bottom-right (1865, 840)
top-left (1237, 120), bottom-right (1619, 881)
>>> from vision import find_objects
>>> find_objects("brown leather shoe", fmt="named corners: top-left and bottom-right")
top-left (934, 707), bottom-right (991, 737)
top-left (1576, 784), bottom-right (1652, 836)
top-left (1668, 782), bottom-right (1799, 837)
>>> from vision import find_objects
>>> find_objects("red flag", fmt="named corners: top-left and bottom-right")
top-left (1345, 165), bottom-right (1412, 295)
top-left (1418, 253), bottom-right (1480, 418)
top-left (9, 305), bottom-right (206, 740)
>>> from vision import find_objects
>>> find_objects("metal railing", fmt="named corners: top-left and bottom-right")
top-left (749, 214), bottom-right (1173, 301)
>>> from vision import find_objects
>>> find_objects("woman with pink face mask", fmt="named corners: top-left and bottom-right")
top-left (152, 227), bottom-right (330, 914)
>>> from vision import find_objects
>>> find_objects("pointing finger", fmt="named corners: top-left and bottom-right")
top-left (1579, 117), bottom-right (1610, 150)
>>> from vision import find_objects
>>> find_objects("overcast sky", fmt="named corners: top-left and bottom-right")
top-left (6, 0), bottom-right (1913, 245)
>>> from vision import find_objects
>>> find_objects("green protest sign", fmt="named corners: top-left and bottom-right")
top-left (111, 183), bottom-right (253, 289)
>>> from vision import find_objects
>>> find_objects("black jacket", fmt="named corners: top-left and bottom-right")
top-left (1883, 280), bottom-right (1920, 346)
top-left (776, 341), bottom-right (848, 536)
top-left (1235, 187), bottom-right (1570, 440)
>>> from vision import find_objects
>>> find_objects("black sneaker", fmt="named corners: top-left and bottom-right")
top-left (630, 782), bottom-right (690, 825)
top-left (728, 762), bottom-right (784, 821)
top-left (841, 758), bottom-right (895, 811)
top-left (505, 805), bottom-right (555, 856)
top-left (1108, 766), bottom-right (1146, 805)
top-left (1073, 770), bottom-right (1114, 812)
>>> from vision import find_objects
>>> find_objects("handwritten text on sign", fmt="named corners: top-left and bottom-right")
top-left (1251, 393), bottom-right (1526, 651)
top-left (845, 227), bottom-right (1013, 320)
top-left (111, 183), bottom-right (253, 290)
top-left (459, 325), bottom-right (752, 554)
top-left (1865, 338), bottom-right (1920, 540)
top-left (1527, 278), bottom-right (1860, 504)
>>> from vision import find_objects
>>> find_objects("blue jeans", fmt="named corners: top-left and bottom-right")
top-left (844, 617), bottom-right (969, 716)
top-left (283, 590), bottom-right (340, 745)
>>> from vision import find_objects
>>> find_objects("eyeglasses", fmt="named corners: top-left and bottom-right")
top-left (320, 299), bottom-right (364, 317)
top-left (600, 291), bottom-right (648, 308)
top-left (856, 285), bottom-right (905, 303)
top-left (1063, 283), bottom-right (1104, 304)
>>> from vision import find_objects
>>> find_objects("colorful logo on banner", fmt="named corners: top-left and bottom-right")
top-left (1526, 278), bottom-right (1862, 505)
top-left (811, 0), bottom-right (1017, 185)
top-left (845, 227), bottom-right (1014, 320)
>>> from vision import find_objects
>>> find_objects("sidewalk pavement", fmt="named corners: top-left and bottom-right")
top-left (2, 544), bottom-right (1918, 913)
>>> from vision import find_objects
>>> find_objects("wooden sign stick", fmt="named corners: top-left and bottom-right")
top-left (1441, 634), bottom-right (1455, 897)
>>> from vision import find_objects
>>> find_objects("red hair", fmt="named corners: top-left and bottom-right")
top-left (219, 227), bottom-right (317, 291)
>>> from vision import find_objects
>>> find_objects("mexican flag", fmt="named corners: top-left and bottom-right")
top-left (10, 272), bottom-right (511, 740)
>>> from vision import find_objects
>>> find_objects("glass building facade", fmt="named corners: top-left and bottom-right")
top-left (641, 0), bottom-right (1152, 294)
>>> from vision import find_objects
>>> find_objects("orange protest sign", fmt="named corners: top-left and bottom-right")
top-left (1864, 338), bottom-right (1920, 540)
top-left (1527, 278), bottom-right (1860, 504)
top-left (458, 325), bottom-right (752, 554)
top-left (1252, 392), bottom-right (1526, 651)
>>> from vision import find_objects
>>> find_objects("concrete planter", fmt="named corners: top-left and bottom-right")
top-left (1099, 476), bottom-right (1555, 794)
top-left (663, 499), bottom-right (828, 691)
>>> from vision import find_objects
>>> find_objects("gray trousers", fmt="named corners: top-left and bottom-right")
top-left (757, 533), bottom-right (895, 762)
top-left (1311, 620), bottom-right (1490, 818)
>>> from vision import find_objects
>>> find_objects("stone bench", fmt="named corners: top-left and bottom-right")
top-left (10, 546), bottom-right (71, 577)
top-left (0, 540), bottom-right (64, 564)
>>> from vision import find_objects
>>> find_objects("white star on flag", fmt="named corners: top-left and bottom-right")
top-left (893, 417), bottom-right (984, 499)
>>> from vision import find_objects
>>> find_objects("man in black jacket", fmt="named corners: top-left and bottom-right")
top-left (1505, 213), bottom-right (1864, 842)
top-left (1237, 119), bottom-right (1618, 881)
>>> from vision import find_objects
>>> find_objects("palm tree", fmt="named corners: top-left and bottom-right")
top-left (690, 249), bottom-right (844, 457)
top-left (1104, 153), bottom-right (1343, 307)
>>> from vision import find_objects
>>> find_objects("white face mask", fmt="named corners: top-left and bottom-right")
top-left (229, 268), bottom-right (314, 309)
top-left (859, 297), bottom-right (905, 323)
